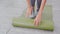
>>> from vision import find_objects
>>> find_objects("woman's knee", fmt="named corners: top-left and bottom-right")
top-left (30, 0), bottom-right (35, 7)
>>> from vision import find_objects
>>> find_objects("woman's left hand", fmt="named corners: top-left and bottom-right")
top-left (34, 15), bottom-right (42, 26)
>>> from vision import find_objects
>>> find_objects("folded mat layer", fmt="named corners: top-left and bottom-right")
top-left (12, 5), bottom-right (54, 31)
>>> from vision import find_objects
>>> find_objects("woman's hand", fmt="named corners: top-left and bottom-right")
top-left (25, 7), bottom-right (33, 17)
top-left (34, 0), bottom-right (46, 26)
top-left (34, 14), bottom-right (42, 26)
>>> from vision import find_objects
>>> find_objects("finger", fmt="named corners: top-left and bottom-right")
top-left (34, 20), bottom-right (36, 26)
top-left (29, 11), bottom-right (32, 16)
top-left (25, 13), bottom-right (28, 17)
top-left (25, 11), bottom-right (29, 17)
top-left (35, 21), bottom-right (39, 26)
top-left (34, 20), bottom-right (38, 26)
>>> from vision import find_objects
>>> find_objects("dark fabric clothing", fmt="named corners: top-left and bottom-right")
top-left (30, 0), bottom-right (42, 11)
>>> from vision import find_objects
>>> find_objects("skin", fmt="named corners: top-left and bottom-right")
top-left (26, 0), bottom-right (46, 26)
top-left (26, 0), bottom-right (34, 17)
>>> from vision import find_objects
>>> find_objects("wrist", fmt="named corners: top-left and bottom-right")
top-left (36, 12), bottom-right (42, 18)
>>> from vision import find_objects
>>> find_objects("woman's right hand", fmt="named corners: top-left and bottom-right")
top-left (25, 7), bottom-right (33, 18)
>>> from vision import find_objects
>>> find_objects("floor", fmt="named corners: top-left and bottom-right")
top-left (0, 0), bottom-right (60, 34)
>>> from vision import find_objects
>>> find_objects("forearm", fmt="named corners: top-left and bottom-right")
top-left (37, 0), bottom-right (46, 17)
top-left (26, 0), bottom-right (31, 8)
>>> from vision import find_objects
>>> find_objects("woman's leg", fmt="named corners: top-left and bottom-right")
top-left (35, 0), bottom-right (42, 17)
top-left (30, 0), bottom-right (35, 7)
top-left (26, 0), bottom-right (33, 17)
top-left (29, 0), bottom-right (36, 19)
top-left (30, 0), bottom-right (42, 12)
top-left (26, 0), bottom-right (36, 18)
top-left (37, 0), bottom-right (42, 11)
top-left (30, 0), bottom-right (35, 13)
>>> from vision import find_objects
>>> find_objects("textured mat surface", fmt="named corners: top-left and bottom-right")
top-left (12, 5), bottom-right (54, 31)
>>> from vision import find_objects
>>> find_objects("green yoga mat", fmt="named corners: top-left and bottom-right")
top-left (12, 5), bottom-right (54, 31)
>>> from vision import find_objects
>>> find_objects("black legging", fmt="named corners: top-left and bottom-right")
top-left (31, 0), bottom-right (42, 11)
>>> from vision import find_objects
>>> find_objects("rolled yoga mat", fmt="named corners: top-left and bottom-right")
top-left (12, 5), bottom-right (54, 31)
